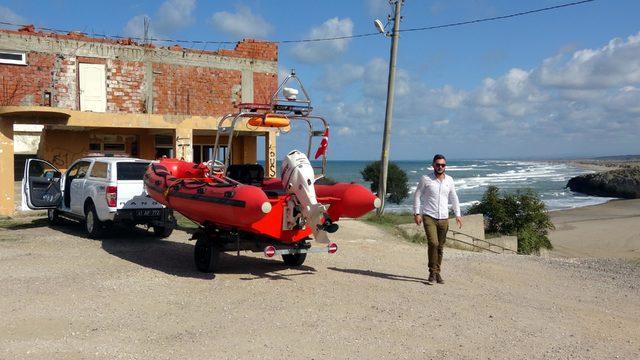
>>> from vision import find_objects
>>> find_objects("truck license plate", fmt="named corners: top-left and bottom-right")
top-left (135, 209), bottom-right (161, 217)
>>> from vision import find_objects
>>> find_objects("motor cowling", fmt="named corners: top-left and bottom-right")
top-left (281, 150), bottom-right (331, 242)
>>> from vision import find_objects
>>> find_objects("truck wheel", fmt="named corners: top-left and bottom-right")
top-left (282, 253), bottom-right (307, 267)
top-left (194, 237), bottom-right (220, 273)
top-left (47, 209), bottom-right (61, 225)
top-left (153, 225), bottom-right (174, 238)
top-left (84, 204), bottom-right (103, 239)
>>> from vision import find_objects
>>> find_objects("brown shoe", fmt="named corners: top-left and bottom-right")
top-left (436, 273), bottom-right (444, 284)
top-left (427, 272), bottom-right (436, 284)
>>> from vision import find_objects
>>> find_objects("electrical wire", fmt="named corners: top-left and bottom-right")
top-left (400, 0), bottom-right (595, 33)
top-left (0, 0), bottom-right (596, 46)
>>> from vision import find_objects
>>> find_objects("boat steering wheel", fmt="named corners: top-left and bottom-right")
top-left (205, 159), bottom-right (225, 176)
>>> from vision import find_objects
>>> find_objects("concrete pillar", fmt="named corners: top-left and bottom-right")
top-left (144, 62), bottom-right (154, 114)
top-left (175, 127), bottom-right (192, 162)
top-left (241, 69), bottom-right (254, 103)
top-left (0, 119), bottom-right (15, 216)
top-left (264, 130), bottom-right (277, 178)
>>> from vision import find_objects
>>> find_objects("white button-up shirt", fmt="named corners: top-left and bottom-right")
top-left (413, 173), bottom-right (461, 219)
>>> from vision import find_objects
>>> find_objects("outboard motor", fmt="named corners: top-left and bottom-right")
top-left (281, 150), bottom-right (335, 242)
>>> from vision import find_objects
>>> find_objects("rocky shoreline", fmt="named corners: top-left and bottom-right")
top-left (567, 166), bottom-right (640, 199)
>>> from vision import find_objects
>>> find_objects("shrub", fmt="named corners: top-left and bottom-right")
top-left (360, 161), bottom-right (409, 204)
top-left (517, 225), bottom-right (553, 255)
top-left (467, 186), bottom-right (554, 254)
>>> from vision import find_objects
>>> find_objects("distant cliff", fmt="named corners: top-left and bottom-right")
top-left (566, 168), bottom-right (640, 199)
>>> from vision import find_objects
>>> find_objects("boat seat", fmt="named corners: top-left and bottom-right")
top-left (227, 164), bottom-right (264, 185)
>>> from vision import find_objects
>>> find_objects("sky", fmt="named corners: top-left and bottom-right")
top-left (1, 0), bottom-right (639, 160)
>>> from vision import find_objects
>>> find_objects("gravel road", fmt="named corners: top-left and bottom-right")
top-left (1, 218), bottom-right (639, 359)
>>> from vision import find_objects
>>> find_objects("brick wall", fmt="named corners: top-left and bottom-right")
top-left (253, 72), bottom-right (278, 104)
top-left (153, 63), bottom-right (242, 116)
top-left (217, 40), bottom-right (278, 62)
top-left (106, 59), bottom-right (145, 113)
top-left (0, 29), bottom-right (278, 116)
top-left (53, 55), bottom-right (77, 109)
top-left (0, 52), bottom-right (55, 106)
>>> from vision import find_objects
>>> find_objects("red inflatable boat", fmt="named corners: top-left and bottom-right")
top-left (145, 158), bottom-right (378, 242)
top-left (144, 72), bottom-right (380, 272)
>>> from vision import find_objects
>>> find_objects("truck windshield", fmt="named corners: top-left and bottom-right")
top-left (117, 162), bottom-right (150, 180)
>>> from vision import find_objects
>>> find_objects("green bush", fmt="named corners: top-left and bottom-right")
top-left (467, 186), bottom-right (554, 254)
top-left (517, 225), bottom-right (553, 255)
top-left (360, 161), bottom-right (409, 204)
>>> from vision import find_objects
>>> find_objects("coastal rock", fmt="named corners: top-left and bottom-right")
top-left (566, 168), bottom-right (640, 198)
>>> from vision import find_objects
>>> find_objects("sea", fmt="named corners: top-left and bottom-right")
top-left (313, 160), bottom-right (616, 213)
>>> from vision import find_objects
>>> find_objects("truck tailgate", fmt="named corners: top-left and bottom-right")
top-left (117, 180), bottom-right (163, 209)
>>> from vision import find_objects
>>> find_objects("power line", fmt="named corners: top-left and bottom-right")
top-left (401, 0), bottom-right (595, 33)
top-left (0, 0), bottom-right (596, 46)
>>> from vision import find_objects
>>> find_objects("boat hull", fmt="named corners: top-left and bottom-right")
top-left (144, 159), bottom-right (379, 244)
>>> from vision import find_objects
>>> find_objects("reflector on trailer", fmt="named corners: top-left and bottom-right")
top-left (264, 245), bottom-right (276, 258)
top-left (328, 242), bottom-right (338, 254)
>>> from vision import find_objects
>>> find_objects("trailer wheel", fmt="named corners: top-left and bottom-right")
top-left (282, 253), bottom-right (307, 267)
top-left (153, 225), bottom-right (174, 238)
top-left (194, 236), bottom-right (220, 273)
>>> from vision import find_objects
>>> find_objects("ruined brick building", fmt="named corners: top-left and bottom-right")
top-left (0, 26), bottom-right (279, 215)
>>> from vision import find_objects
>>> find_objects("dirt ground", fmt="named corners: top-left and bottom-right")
top-left (1, 217), bottom-right (639, 359)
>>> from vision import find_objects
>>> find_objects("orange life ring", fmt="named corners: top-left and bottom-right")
top-left (248, 114), bottom-right (290, 128)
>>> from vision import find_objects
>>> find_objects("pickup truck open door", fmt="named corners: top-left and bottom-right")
top-left (22, 159), bottom-right (62, 209)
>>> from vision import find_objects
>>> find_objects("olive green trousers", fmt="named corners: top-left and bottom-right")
top-left (422, 215), bottom-right (449, 274)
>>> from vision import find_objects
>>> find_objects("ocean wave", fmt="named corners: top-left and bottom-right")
top-left (544, 196), bottom-right (618, 211)
top-left (446, 166), bottom-right (491, 171)
top-left (459, 200), bottom-right (480, 208)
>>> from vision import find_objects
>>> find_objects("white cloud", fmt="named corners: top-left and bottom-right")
top-left (431, 85), bottom-right (467, 109)
top-left (123, 14), bottom-right (153, 40)
top-left (291, 17), bottom-right (353, 63)
top-left (362, 58), bottom-right (410, 99)
top-left (210, 5), bottom-right (273, 39)
top-left (317, 64), bottom-right (365, 91)
top-left (535, 32), bottom-right (640, 89)
top-left (366, 0), bottom-right (389, 16)
top-left (123, 0), bottom-right (196, 40)
top-left (155, 0), bottom-right (196, 34)
top-left (0, 5), bottom-right (25, 25)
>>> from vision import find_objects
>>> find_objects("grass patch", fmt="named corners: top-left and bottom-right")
top-left (174, 213), bottom-right (200, 233)
top-left (0, 217), bottom-right (48, 230)
top-left (397, 226), bottom-right (426, 244)
top-left (362, 211), bottom-right (426, 243)
top-left (362, 211), bottom-right (414, 227)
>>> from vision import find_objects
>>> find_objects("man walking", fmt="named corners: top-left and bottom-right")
top-left (414, 154), bottom-right (462, 284)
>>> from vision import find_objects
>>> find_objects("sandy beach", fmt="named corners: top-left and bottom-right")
top-left (549, 199), bottom-right (640, 260)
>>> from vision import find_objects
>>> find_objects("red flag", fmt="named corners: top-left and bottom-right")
top-left (314, 128), bottom-right (329, 159)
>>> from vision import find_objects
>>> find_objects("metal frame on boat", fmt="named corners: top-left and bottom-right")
top-left (212, 70), bottom-right (329, 179)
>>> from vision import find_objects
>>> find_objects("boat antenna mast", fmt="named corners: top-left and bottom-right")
top-left (270, 69), bottom-right (313, 116)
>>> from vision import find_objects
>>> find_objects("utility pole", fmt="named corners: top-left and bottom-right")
top-left (377, 0), bottom-right (403, 215)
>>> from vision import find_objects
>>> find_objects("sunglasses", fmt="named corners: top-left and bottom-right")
top-left (434, 163), bottom-right (447, 168)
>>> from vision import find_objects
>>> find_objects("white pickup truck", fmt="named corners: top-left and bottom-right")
top-left (22, 156), bottom-right (175, 238)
